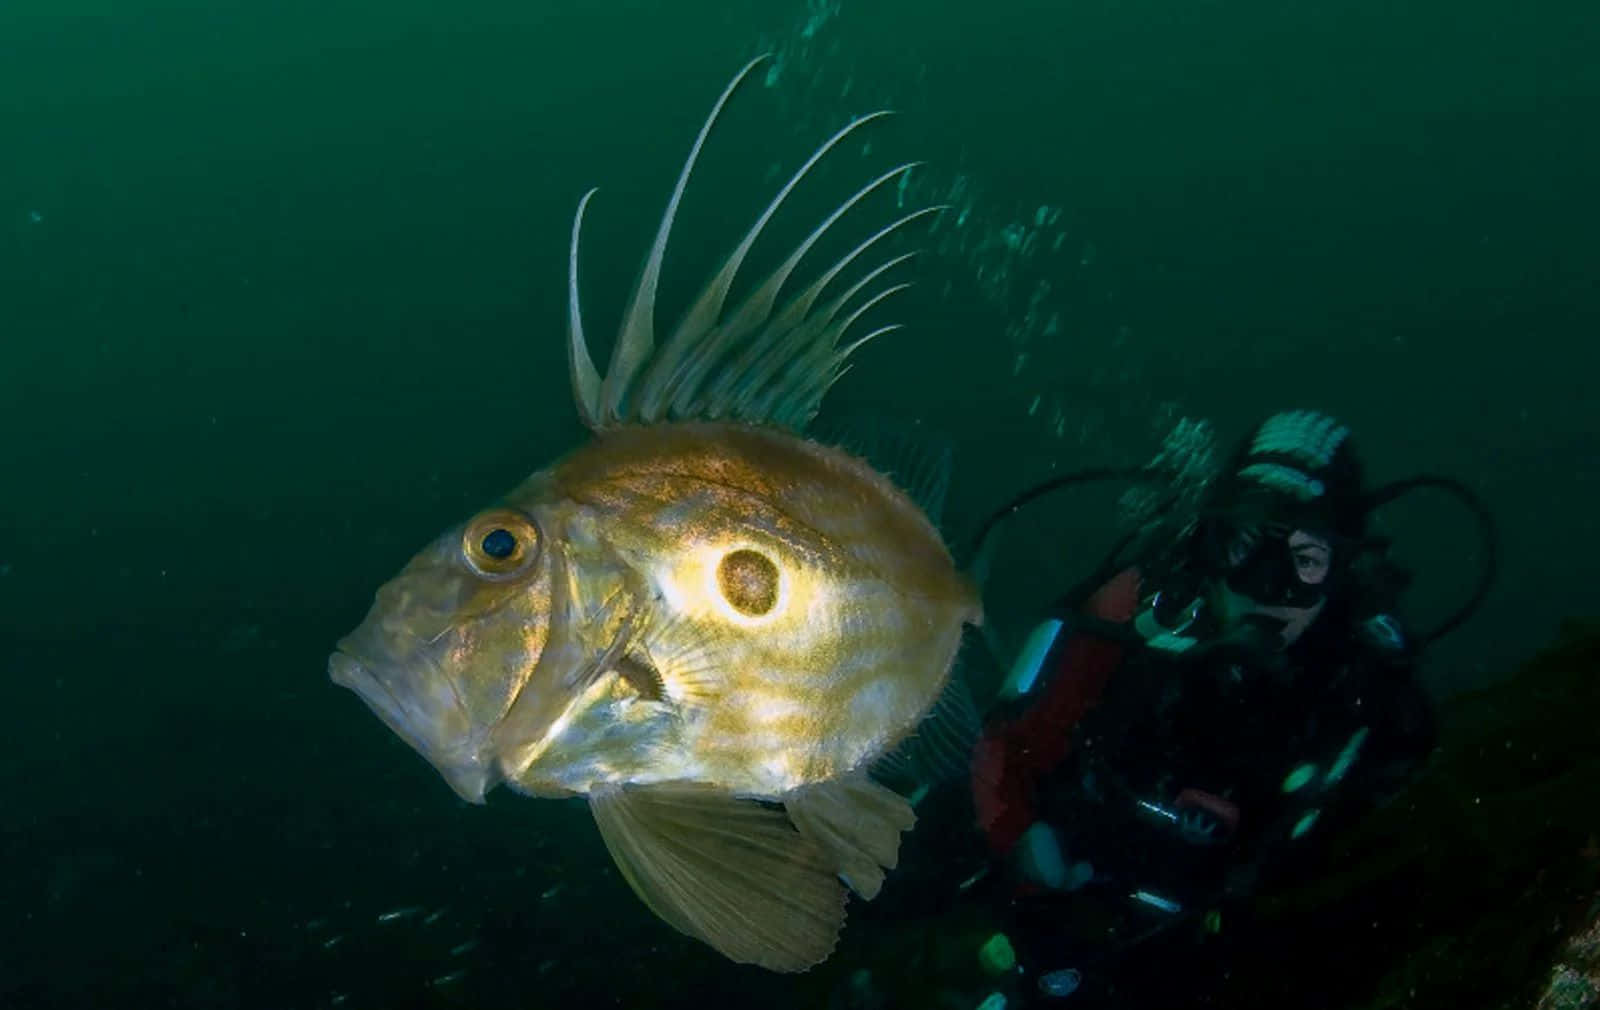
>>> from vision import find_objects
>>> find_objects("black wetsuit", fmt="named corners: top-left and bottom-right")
top-left (981, 563), bottom-right (1437, 1005)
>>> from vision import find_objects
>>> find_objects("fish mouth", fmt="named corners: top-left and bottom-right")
top-left (328, 647), bottom-right (500, 804)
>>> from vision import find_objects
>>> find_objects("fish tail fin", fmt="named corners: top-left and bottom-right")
top-left (566, 53), bottom-right (940, 432)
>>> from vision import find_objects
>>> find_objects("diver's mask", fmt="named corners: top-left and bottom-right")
top-left (1185, 491), bottom-right (1344, 610)
top-left (1215, 520), bottom-right (1337, 609)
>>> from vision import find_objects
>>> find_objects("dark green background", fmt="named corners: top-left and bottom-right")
top-left (3, 0), bottom-right (1596, 1007)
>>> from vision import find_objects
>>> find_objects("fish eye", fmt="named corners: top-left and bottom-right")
top-left (461, 508), bottom-right (541, 580)
top-left (481, 528), bottom-right (517, 559)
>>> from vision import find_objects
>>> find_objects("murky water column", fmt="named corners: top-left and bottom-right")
top-left (744, 0), bottom-right (1196, 467)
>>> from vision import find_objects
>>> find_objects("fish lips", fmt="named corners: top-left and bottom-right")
top-left (328, 645), bottom-right (502, 804)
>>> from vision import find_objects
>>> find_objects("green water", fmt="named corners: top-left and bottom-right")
top-left (3, 1), bottom-right (1597, 1007)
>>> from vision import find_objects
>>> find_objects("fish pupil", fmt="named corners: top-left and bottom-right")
top-left (481, 528), bottom-right (517, 559)
top-left (717, 549), bottom-right (779, 616)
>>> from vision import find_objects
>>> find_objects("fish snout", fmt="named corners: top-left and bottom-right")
top-left (328, 629), bottom-right (501, 804)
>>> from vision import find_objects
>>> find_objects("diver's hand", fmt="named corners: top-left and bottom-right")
top-left (1014, 822), bottom-right (1094, 892)
top-left (1015, 822), bottom-right (1069, 890)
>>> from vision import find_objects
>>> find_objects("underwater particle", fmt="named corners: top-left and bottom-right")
top-left (449, 938), bottom-right (479, 957)
top-left (376, 905), bottom-right (421, 923)
top-left (958, 866), bottom-right (991, 892)
top-left (1139, 417), bottom-right (1220, 503)
top-left (429, 970), bottom-right (467, 988)
top-left (976, 993), bottom-right (1008, 1010)
top-left (540, 883), bottom-right (563, 900)
top-left (218, 622), bottom-right (263, 654)
top-left (421, 908), bottom-right (445, 926)
top-left (1027, 394), bottom-right (1041, 417)
top-left (28, 210), bottom-right (43, 224)
top-left (330, 994), bottom-right (347, 1007)
top-left (0, 562), bottom-right (12, 576)
top-left (799, 1), bottom-right (829, 39)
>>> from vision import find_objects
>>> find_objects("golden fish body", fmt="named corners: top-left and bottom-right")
top-left (331, 54), bottom-right (982, 972)
top-left (493, 421), bottom-right (979, 799)
top-left (331, 422), bottom-right (975, 806)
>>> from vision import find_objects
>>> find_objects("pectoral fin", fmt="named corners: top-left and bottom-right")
top-left (588, 782), bottom-right (847, 972)
top-left (784, 775), bottom-right (917, 901)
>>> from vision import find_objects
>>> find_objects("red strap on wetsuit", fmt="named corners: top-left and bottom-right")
top-left (971, 567), bottom-right (1143, 855)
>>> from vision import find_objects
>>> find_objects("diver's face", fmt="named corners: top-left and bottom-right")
top-left (1217, 528), bottom-right (1333, 647)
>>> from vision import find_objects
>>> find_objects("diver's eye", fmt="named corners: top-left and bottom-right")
top-left (461, 508), bottom-right (541, 580)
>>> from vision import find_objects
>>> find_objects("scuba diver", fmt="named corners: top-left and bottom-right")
top-left (958, 409), bottom-right (1496, 1007)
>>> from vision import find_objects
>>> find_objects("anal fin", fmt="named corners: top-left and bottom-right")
top-left (589, 782), bottom-right (847, 972)
top-left (784, 775), bottom-right (916, 901)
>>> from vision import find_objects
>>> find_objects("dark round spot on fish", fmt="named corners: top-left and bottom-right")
top-left (717, 549), bottom-right (779, 617)
top-left (481, 528), bottom-right (517, 559)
